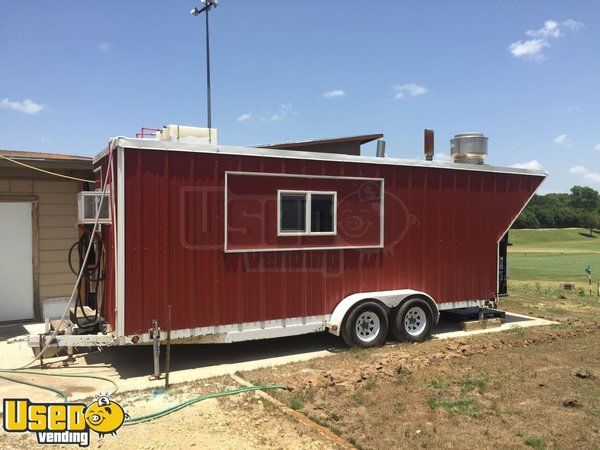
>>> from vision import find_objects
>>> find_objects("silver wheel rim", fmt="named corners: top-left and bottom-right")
top-left (355, 311), bottom-right (381, 343)
top-left (404, 306), bottom-right (427, 336)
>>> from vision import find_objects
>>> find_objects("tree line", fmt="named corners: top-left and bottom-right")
top-left (513, 186), bottom-right (600, 234)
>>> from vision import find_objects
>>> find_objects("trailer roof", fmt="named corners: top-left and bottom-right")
top-left (95, 137), bottom-right (547, 178)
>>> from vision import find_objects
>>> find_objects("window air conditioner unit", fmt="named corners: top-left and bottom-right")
top-left (77, 191), bottom-right (111, 224)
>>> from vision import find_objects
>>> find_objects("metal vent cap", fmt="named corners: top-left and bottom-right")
top-left (450, 132), bottom-right (488, 164)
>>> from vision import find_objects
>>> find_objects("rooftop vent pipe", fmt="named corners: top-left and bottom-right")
top-left (376, 140), bottom-right (386, 158)
top-left (424, 129), bottom-right (434, 161)
top-left (450, 132), bottom-right (488, 164)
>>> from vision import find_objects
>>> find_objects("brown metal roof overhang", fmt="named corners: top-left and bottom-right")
top-left (256, 133), bottom-right (383, 150)
top-left (0, 149), bottom-right (92, 171)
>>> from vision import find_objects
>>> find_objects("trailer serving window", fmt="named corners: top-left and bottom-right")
top-left (278, 191), bottom-right (337, 236)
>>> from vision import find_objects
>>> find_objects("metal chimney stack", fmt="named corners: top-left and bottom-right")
top-left (376, 140), bottom-right (386, 158)
top-left (424, 129), bottom-right (434, 161)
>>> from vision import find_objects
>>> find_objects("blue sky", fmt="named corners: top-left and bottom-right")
top-left (1, 0), bottom-right (599, 193)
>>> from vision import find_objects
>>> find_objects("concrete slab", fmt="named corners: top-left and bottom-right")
top-left (0, 311), bottom-right (556, 408)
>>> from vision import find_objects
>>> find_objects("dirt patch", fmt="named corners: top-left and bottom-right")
top-left (0, 376), bottom-right (342, 449)
top-left (246, 320), bottom-right (600, 449)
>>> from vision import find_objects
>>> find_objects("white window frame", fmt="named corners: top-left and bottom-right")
top-left (277, 190), bottom-right (337, 236)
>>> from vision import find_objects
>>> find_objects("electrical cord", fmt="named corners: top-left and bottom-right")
top-left (0, 153), bottom-right (96, 183)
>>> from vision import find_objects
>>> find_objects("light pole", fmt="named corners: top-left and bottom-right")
top-left (191, 0), bottom-right (219, 144)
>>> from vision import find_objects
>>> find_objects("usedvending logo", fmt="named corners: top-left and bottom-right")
top-left (3, 395), bottom-right (129, 447)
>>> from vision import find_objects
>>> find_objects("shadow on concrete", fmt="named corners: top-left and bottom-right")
top-left (434, 308), bottom-right (534, 334)
top-left (78, 309), bottom-right (537, 380)
top-left (81, 331), bottom-right (346, 379)
top-left (0, 323), bottom-right (31, 341)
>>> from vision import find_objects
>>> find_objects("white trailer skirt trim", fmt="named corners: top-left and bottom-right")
top-left (118, 315), bottom-right (330, 345)
top-left (437, 300), bottom-right (491, 310)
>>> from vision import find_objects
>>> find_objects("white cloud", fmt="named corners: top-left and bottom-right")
top-left (554, 133), bottom-right (573, 148)
top-left (98, 42), bottom-right (110, 52)
top-left (594, 144), bottom-right (600, 151)
top-left (511, 160), bottom-right (545, 171)
top-left (509, 19), bottom-right (584, 60)
top-left (323, 89), bottom-right (346, 98)
top-left (1, 98), bottom-right (46, 114)
top-left (526, 20), bottom-right (562, 38)
top-left (393, 83), bottom-right (427, 99)
top-left (562, 19), bottom-right (584, 31)
top-left (260, 103), bottom-right (293, 123)
top-left (236, 113), bottom-right (251, 122)
top-left (569, 165), bottom-right (600, 184)
top-left (508, 38), bottom-right (549, 60)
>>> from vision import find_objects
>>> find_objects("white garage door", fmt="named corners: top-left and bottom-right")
top-left (0, 202), bottom-right (34, 322)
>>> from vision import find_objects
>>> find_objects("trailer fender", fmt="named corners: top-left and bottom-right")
top-left (326, 289), bottom-right (439, 336)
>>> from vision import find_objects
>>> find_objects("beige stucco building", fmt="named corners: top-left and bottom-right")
top-left (0, 150), bottom-right (92, 322)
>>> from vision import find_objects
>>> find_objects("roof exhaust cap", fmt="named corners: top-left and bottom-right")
top-left (451, 132), bottom-right (487, 164)
top-left (376, 139), bottom-right (386, 158)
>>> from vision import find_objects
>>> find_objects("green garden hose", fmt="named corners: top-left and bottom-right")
top-left (0, 369), bottom-right (118, 402)
top-left (0, 368), bottom-right (285, 426)
top-left (0, 373), bottom-right (68, 402)
top-left (124, 384), bottom-right (287, 425)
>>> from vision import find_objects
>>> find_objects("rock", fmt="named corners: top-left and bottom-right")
top-left (575, 370), bottom-right (594, 379)
top-left (563, 399), bottom-right (581, 408)
top-left (396, 364), bottom-right (412, 375)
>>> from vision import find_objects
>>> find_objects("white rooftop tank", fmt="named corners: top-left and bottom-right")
top-left (156, 125), bottom-right (218, 144)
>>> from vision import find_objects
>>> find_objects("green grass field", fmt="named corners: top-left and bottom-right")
top-left (508, 228), bottom-right (599, 283)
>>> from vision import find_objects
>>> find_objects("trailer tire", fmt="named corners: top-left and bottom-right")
top-left (392, 297), bottom-right (433, 343)
top-left (341, 301), bottom-right (388, 348)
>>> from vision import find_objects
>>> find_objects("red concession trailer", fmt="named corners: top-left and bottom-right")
top-left (30, 130), bottom-right (546, 352)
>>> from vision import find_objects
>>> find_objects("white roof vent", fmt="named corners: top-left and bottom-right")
top-left (156, 125), bottom-right (217, 145)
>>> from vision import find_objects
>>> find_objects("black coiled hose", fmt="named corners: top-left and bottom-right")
top-left (67, 230), bottom-right (106, 329)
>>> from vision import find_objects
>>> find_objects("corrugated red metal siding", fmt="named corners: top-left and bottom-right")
top-left (226, 173), bottom-right (381, 251)
top-left (121, 148), bottom-right (543, 335)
